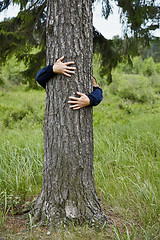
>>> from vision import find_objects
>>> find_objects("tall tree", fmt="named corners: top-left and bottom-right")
top-left (33, 0), bottom-right (106, 226)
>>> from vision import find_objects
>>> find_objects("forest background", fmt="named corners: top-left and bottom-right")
top-left (0, 0), bottom-right (160, 239)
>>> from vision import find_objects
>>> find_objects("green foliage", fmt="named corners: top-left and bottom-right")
top-left (93, 33), bottom-right (123, 83)
top-left (113, 56), bottom-right (144, 75)
top-left (0, 87), bottom-right (45, 130)
top-left (0, 0), bottom-right (46, 82)
top-left (155, 62), bottom-right (160, 74)
top-left (2, 106), bottom-right (33, 128)
top-left (140, 39), bottom-right (160, 62)
top-left (115, 0), bottom-right (160, 38)
top-left (93, 54), bottom-right (108, 86)
top-left (110, 71), bottom-right (155, 103)
top-left (0, 55), bottom-right (26, 86)
top-left (132, 56), bottom-right (143, 75)
top-left (116, 56), bottom-right (159, 76)
top-left (142, 57), bottom-right (156, 77)
top-left (0, 52), bottom-right (44, 88)
top-left (106, 56), bottom-right (160, 104)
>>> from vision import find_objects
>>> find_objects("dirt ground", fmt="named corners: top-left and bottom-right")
top-left (0, 200), bottom-right (126, 240)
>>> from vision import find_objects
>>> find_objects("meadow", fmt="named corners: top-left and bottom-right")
top-left (0, 58), bottom-right (160, 239)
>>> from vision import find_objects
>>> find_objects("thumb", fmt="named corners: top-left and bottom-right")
top-left (57, 56), bottom-right (64, 62)
top-left (76, 92), bottom-right (84, 96)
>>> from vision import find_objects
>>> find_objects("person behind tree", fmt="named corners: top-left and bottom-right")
top-left (36, 56), bottom-right (103, 109)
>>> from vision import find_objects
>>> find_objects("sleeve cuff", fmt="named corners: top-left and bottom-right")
top-left (88, 95), bottom-right (94, 106)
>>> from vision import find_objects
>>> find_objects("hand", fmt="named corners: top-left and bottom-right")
top-left (53, 56), bottom-right (76, 77)
top-left (68, 92), bottom-right (90, 110)
top-left (92, 77), bottom-right (99, 87)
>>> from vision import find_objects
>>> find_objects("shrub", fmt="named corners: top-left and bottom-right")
top-left (150, 74), bottom-right (160, 94)
top-left (132, 56), bottom-right (143, 75)
top-left (3, 107), bottom-right (29, 128)
top-left (155, 62), bottom-right (160, 74)
top-left (0, 56), bottom-right (26, 86)
top-left (110, 73), bottom-right (155, 103)
top-left (142, 57), bottom-right (156, 77)
top-left (0, 78), bottom-right (4, 86)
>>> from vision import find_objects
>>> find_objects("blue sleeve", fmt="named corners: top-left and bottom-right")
top-left (88, 87), bottom-right (103, 106)
top-left (36, 65), bottom-right (55, 89)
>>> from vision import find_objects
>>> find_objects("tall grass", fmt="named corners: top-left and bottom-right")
top-left (0, 129), bottom-right (43, 199)
top-left (0, 87), bottom-right (45, 200)
top-left (94, 114), bottom-right (160, 238)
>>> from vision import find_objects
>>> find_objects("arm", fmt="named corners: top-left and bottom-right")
top-left (36, 56), bottom-right (76, 89)
top-left (87, 86), bottom-right (103, 106)
top-left (36, 65), bottom-right (54, 89)
top-left (68, 78), bottom-right (103, 110)
top-left (88, 77), bottom-right (103, 106)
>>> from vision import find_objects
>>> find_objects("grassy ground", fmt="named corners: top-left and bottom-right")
top-left (0, 77), bottom-right (160, 239)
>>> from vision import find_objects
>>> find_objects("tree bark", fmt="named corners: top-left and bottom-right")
top-left (34, 0), bottom-right (106, 227)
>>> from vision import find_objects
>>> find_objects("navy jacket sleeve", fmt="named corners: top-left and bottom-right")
top-left (36, 65), bottom-right (55, 89)
top-left (88, 86), bottom-right (103, 106)
top-left (36, 66), bottom-right (103, 106)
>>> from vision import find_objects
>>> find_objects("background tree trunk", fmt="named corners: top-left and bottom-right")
top-left (34, 0), bottom-right (106, 227)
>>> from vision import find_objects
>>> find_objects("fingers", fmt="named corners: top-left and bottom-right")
top-left (69, 104), bottom-right (81, 110)
top-left (65, 70), bottom-right (75, 74)
top-left (68, 95), bottom-right (86, 110)
top-left (63, 72), bottom-right (71, 77)
top-left (69, 104), bottom-right (79, 108)
top-left (63, 68), bottom-right (75, 77)
top-left (68, 97), bottom-right (81, 110)
top-left (66, 66), bottom-right (76, 70)
top-left (68, 93), bottom-right (84, 98)
top-left (68, 96), bottom-right (79, 101)
top-left (57, 57), bottom-right (75, 67)
top-left (76, 92), bottom-right (84, 96)
top-left (65, 61), bottom-right (75, 65)
top-left (72, 107), bottom-right (81, 110)
top-left (68, 100), bottom-right (78, 104)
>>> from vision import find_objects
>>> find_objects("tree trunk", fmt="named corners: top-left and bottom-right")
top-left (34, 0), bottom-right (106, 227)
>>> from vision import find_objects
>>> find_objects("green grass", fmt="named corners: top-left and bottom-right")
top-left (0, 87), bottom-right (45, 199)
top-left (0, 129), bottom-right (43, 199)
top-left (0, 80), bottom-right (160, 239)
top-left (94, 114), bottom-right (160, 238)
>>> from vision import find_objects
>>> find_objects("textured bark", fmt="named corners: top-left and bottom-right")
top-left (34, 0), bottom-right (106, 227)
